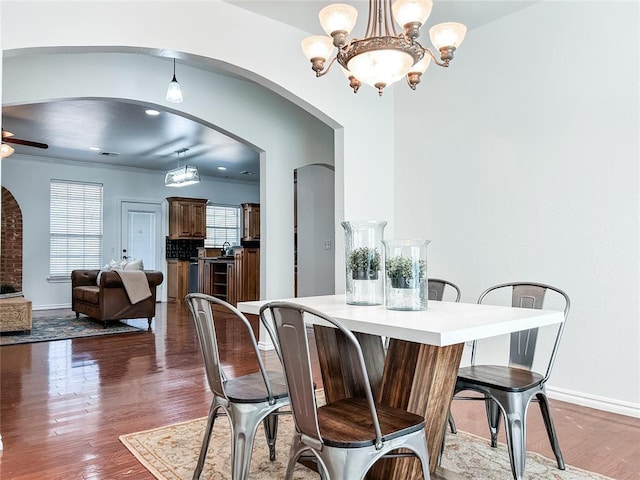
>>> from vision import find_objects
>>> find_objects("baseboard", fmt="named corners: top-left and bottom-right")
top-left (547, 386), bottom-right (640, 418)
top-left (33, 303), bottom-right (72, 311)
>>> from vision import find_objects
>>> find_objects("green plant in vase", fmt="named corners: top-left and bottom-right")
top-left (348, 247), bottom-right (381, 280)
top-left (386, 255), bottom-right (426, 288)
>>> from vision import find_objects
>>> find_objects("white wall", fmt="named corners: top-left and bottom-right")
top-left (394, 1), bottom-right (639, 415)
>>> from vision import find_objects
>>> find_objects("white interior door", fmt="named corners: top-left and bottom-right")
top-left (121, 201), bottom-right (164, 300)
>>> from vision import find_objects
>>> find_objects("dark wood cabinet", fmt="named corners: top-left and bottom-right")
top-left (167, 259), bottom-right (189, 303)
top-left (242, 203), bottom-right (260, 241)
top-left (167, 197), bottom-right (207, 239)
top-left (197, 247), bottom-right (259, 306)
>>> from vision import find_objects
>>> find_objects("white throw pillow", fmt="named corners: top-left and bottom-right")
top-left (123, 259), bottom-right (144, 270)
top-left (96, 258), bottom-right (143, 284)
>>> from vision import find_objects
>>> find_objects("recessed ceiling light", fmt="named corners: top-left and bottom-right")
top-left (217, 166), bottom-right (227, 171)
top-left (145, 109), bottom-right (160, 116)
top-left (89, 146), bottom-right (101, 151)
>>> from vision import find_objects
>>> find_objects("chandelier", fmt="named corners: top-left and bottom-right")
top-left (165, 148), bottom-right (200, 187)
top-left (301, 0), bottom-right (467, 96)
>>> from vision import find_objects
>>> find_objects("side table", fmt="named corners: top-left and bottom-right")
top-left (0, 296), bottom-right (32, 333)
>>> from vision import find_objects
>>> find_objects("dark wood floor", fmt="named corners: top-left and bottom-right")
top-left (1, 303), bottom-right (638, 479)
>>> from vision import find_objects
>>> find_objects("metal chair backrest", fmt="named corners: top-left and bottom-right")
top-left (260, 301), bottom-right (384, 450)
top-left (186, 293), bottom-right (277, 403)
top-left (475, 282), bottom-right (570, 381)
top-left (428, 278), bottom-right (461, 302)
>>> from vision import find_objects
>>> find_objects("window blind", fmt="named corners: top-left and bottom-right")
top-left (205, 204), bottom-right (241, 248)
top-left (49, 180), bottom-right (103, 278)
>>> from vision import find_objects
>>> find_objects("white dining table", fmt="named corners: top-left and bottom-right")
top-left (238, 294), bottom-right (565, 479)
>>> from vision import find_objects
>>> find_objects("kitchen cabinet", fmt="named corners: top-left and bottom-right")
top-left (167, 259), bottom-right (190, 303)
top-left (167, 197), bottom-right (207, 239)
top-left (242, 203), bottom-right (260, 241)
top-left (198, 247), bottom-right (259, 307)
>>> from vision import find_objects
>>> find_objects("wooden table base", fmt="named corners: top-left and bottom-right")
top-left (313, 326), bottom-right (464, 479)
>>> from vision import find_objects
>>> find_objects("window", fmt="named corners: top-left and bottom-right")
top-left (49, 180), bottom-right (103, 279)
top-left (205, 204), bottom-right (241, 248)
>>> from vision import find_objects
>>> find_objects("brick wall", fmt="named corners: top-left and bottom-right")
top-left (1, 187), bottom-right (23, 291)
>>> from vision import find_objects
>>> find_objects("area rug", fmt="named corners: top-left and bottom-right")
top-left (120, 414), bottom-right (612, 480)
top-left (0, 314), bottom-right (145, 346)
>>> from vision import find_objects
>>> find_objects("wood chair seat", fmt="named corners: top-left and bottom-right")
top-left (457, 365), bottom-right (544, 393)
top-left (224, 371), bottom-right (289, 403)
top-left (317, 397), bottom-right (426, 448)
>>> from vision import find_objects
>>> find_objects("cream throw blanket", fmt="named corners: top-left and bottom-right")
top-left (116, 270), bottom-right (152, 304)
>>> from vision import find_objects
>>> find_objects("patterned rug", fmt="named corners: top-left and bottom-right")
top-left (120, 413), bottom-right (612, 480)
top-left (0, 314), bottom-right (145, 346)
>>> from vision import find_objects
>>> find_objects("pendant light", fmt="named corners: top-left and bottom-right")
top-left (166, 58), bottom-right (183, 103)
top-left (165, 148), bottom-right (200, 187)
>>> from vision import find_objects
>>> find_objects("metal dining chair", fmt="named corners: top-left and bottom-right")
top-left (450, 282), bottom-right (570, 480)
top-left (260, 301), bottom-right (431, 480)
top-left (385, 278), bottom-right (461, 352)
top-left (427, 278), bottom-right (462, 303)
top-left (185, 293), bottom-right (290, 480)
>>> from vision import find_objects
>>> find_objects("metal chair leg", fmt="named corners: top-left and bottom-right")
top-left (500, 391), bottom-right (532, 480)
top-left (448, 412), bottom-right (457, 434)
top-left (485, 397), bottom-right (501, 448)
top-left (229, 404), bottom-right (267, 480)
top-left (193, 402), bottom-right (221, 480)
top-left (263, 412), bottom-right (279, 461)
top-left (536, 392), bottom-right (565, 470)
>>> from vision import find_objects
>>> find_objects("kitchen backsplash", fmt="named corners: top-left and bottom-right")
top-left (166, 238), bottom-right (204, 260)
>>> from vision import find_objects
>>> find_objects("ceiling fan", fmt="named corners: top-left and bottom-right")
top-left (1, 129), bottom-right (49, 158)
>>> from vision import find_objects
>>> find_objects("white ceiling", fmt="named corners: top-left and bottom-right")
top-left (1, 1), bottom-right (536, 183)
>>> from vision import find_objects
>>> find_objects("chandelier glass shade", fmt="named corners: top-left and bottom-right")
top-left (165, 148), bottom-right (200, 187)
top-left (302, 0), bottom-right (467, 96)
top-left (166, 58), bottom-right (183, 103)
top-left (1, 143), bottom-right (15, 158)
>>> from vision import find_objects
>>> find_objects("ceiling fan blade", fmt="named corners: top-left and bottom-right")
top-left (3, 137), bottom-right (49, 149)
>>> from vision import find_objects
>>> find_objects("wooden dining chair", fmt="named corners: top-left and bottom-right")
top-left (185, 293), bottom-right (290, 480)
top-left (449, 282), bottom-right (570, 480)
top-left (260, 301), bottom-right (431, 480)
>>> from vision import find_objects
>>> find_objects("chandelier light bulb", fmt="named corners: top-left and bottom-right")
top-left (347, 49), bottom-right (415, 95)
top-left (301, 36), bottom-right (335, 62)
top-left (429, 22), bottom-right (467, 50)
top-left (1, 143), bottom-right (15, 158)
top-left (410, 55), bottom-right (431, 74)
top-left (406, 55), bottom-right (431, 89)
top-left (392, 0), bottom-right (433, 29)
top-left (319, 3), bottom-right (358, 37)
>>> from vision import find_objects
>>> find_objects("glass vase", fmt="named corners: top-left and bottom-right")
top-left (383, 239), bottom-right (430, 311)
top-left (341, 220), bottom-right (387, 305)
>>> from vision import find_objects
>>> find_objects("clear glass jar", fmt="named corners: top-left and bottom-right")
top-left (383, 239), bottom-right (430, 310)
top-left (341, 220), bottom-right (387, 305)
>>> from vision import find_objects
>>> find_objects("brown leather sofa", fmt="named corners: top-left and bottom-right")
top-left (71, 269), bottom-right (164, 328)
